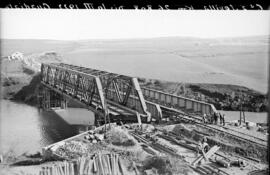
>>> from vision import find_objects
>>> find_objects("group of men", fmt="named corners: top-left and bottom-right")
top-left (202, 112), bottom-right (226, 126)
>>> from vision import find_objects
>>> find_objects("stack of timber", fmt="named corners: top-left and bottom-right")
top-left (39, 153), bottom-right (135, 175)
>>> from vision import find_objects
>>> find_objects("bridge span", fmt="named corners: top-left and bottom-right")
top-left (39, 63), bottom-right (217, 124)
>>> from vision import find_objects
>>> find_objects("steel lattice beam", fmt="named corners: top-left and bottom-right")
top-left (40, 63), bottom-right (151, 120)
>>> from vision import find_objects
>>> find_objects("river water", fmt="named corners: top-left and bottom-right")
top-left (0, 100), bottom-right (95, 156)
top-left (218, 110), bottom-right (268, 123)
top-left (0, 100), bottom-right (267, 156)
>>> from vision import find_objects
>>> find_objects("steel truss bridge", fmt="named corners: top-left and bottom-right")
top-left (39, 63), bottom-right (217, 124)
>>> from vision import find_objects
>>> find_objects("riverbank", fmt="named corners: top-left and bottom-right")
top-left (1, 51), bottom-right (63, 103)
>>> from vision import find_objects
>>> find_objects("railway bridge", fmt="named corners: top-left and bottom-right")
top-left (39, 63), bottom-right (217, 125)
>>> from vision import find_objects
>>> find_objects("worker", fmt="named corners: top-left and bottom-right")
top-left (203, 114), bottom-right (207, 123)
top-left (213, 112), bottom-right (218, 125)
top-left (219, 113), bottom-right (223, 125)
top-left (222, 114), bottom-right (226, 126)
top-left (206, 114), bottom-right (211, 124)
top-left (202, 137), bottom-right (210, 152)
top-left (210, 114), bottom-right (214, 124)
top-left (216, 112), bottom-right (220, 125)
top-left (197, 137), bottom-right (209, 156)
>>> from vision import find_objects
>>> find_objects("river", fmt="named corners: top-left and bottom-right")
top-left (0, 100), bottom-right (95, 156)
top-left (0, 100), bottom-right (267, 157)
top-left (218, 110), bottom-right (268, 123)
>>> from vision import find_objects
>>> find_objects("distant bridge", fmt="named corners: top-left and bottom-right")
top-left (39, 63), bottom-right (217, 124)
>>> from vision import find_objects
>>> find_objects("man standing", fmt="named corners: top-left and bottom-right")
top-left (203, 113), bottom-right (207, 123)
top-left (219, 113), bottom-right (223, 125)
top-left (214, 112), bottom-right (218, 125)
top-left (222, 114), bottom-right (226, 126)
top-left (196, 137), bottom-right (209, 156)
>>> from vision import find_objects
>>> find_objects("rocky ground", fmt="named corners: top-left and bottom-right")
top-left (0, 123), bottom-right (268, 175)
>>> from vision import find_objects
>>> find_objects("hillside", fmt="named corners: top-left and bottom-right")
top-left (1, 51), bottom-right (63, 101)
top-left (1, 36), bottom-right (269, 93)
top-left (139, 78), bottom-right (268, 112)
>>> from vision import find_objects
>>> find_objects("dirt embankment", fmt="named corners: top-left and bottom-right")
top-left (1, 52), bottom-right (86, 108)
top-left (10, 73), bottom-right (42, 105)
top-left (1, 52), bottom-right (62, 104)
top-left (139, 78), bottom-right (268, 112)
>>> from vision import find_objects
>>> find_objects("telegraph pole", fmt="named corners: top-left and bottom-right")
top-left (239, 101), bottom-right (242, 125)
top-left (239, 91), bottom-right (246, 126)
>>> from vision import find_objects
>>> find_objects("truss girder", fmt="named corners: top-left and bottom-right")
top-left (41, 63), bottom-right (108, 116)
top-left (41, 63), bottom-right (150, 119)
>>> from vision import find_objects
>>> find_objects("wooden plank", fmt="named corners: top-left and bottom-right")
top-left (205, 146), bottom-right (220, 159)
top-left (203, 165), bottom-right (223, 175)
top-left (110, 154), bottom-right (115, 175)
top-left (132, 161), bottom-right (139, 175)
top-left (244, 156), bottom-right (261, 163)
top-left (79, 157), bottom-right (86, 175)
top-left (192, 145), bottom-right (220, 166)
top-left (83, 159), bottom-right (89, 175)
top-left (157, 134), bottom-right (196, 151)
top-left (102, 155), bottom-right (109, 175)
top-left (201, 149), bottom-right (208, 162)
top-left (106, 155), bottom-right (112, 175)
top-left (71, 162), bottom-right (75, 175)
top-left (98, 154), bottom-right (105, 175)
top-left (198, 166), bottom-right (211, 174)
top-left (87, 159), bottom-right (93, 175)
top-left (118, 157), bottom-right (128, 175)
top-left (93, 156), bottom-right (98, 173)
top-left (115, 154), bottom-right (120, 175)
top-left (189, 166), bottom-right (208, 175)
top-left (214, 152), bottom-right (231, 161)
top-left (208, 164), bottom-right (231, 175)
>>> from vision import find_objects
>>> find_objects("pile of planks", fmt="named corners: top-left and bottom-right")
top-left (39, 153), bottom-right (133, 175)
top-left (39, 161), bottom-right (75, 175)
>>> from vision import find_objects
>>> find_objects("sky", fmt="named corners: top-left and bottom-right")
top-left (1, 10), bottom-right (269, 40)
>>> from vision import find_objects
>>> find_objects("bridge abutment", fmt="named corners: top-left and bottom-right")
top-left (38, 86), bottom-right (67, 110)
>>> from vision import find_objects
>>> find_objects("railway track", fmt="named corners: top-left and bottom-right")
top-left (129, 130), bottom-right (183, 158)
top-left (196, 123), bottom-right (267, 147)
top-left (161, 107), bottom-right (268, 148)
top-left (129, 128), bottom-right (265, 175)
top-left (130, 129), bottom-right (233, 175)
